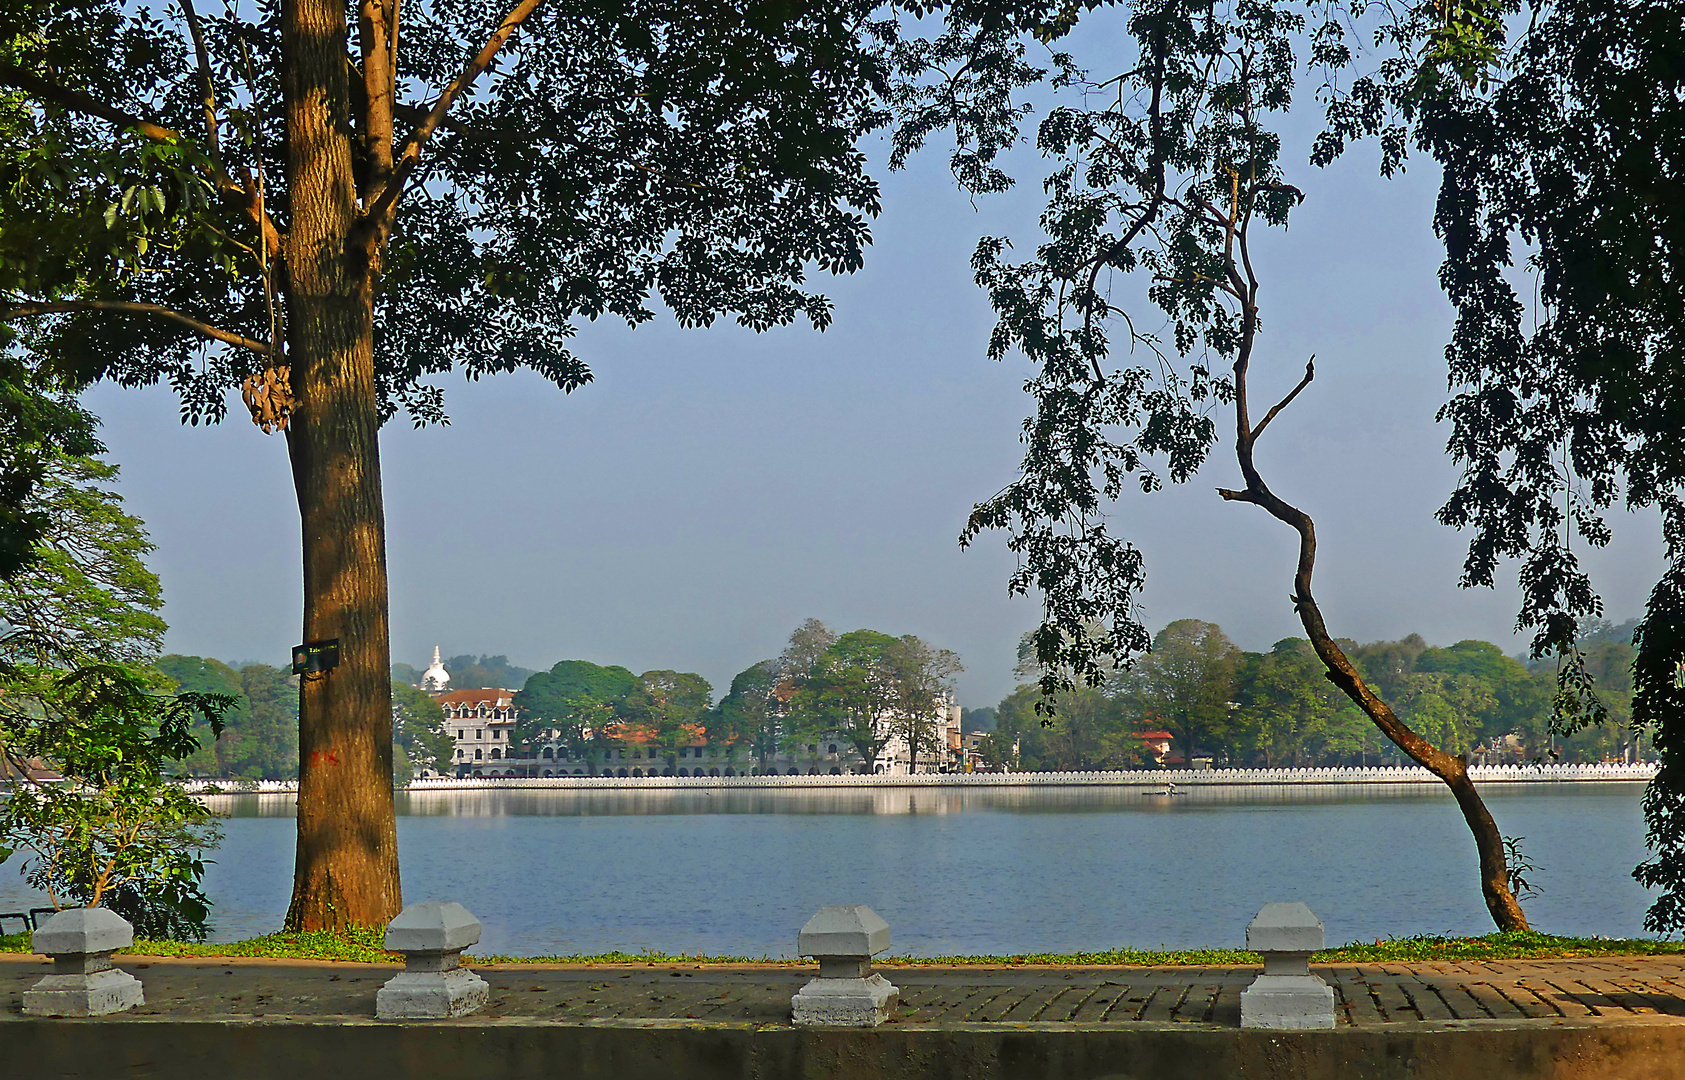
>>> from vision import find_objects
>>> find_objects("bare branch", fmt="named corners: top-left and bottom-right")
top-left (180, 0), bottom-right (221, 160)
top-left (365, 0), bottom-right (545, 224)
top-left (1250, 355), bottom-right (1315, 442)
top-left (3, 301), bottom-right (272, 355)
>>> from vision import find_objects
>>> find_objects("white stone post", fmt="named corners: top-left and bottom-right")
top-left (790, 904), bottom-right (899, 1027)
top-left (1239, 901), bottom-right (1336, 1029)
top-left (22, 907), bottom-right (145, 1017)
top-left (375, 901), bottom-right (490, 1019)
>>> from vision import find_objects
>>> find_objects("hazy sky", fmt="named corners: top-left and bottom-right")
top-left (83, 88), bottom-right (1663, 708)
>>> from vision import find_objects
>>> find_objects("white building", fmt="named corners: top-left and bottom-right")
top-left (421, 646), bottom-right (450, 693)
top-left (437, 687), bottom-right (520, 773)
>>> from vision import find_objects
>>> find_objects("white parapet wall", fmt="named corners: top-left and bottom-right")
top-left (174, 762), bottom-right (1659, 796)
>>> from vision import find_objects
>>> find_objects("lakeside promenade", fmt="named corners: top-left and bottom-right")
top-left (4, 952), bottom-right (1683, 1079)
top-left (177, 762), bottom-right (1657, 796)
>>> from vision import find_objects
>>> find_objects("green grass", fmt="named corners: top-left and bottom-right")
top-left (2, 929), bottom-right (1679, 966)
top-left (132, 926), bottom-right (400, 963)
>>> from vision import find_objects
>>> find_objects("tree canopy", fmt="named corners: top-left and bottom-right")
top-left (2, 0), bottom-right (903, 928)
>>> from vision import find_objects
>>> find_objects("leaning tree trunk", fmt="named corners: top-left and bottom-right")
top-left (280, 0), bottom-right (402, 931)
top-left (1214, 238), bottom-right (1530, 932)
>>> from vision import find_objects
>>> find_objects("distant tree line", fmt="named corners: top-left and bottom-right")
top-left (157, 616), bottom-right (1643, 781)
top-left (157, 622), bottom-right (963, 779)
top-left (155, 657), bottom-right (452, 784)
top-left (513, 620), bottom-right (961, 775)
top-left (992, 620), bottom-right (1647, 773)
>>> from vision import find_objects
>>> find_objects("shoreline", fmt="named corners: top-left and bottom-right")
top-left (176, 762), bottom-right (1657, 796)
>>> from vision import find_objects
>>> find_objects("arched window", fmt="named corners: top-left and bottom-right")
top-left (828, 744), bottom-right (838, 755)
top-left (677, 768), bottom-right (688, 777)
top-left (543, 770), bottom-right (553, 777)
top-left (723, 768), bottom-right (735, 777)
top-left (808, 768), bottom-right (818, 775)
top-left (709, 768), bottom-right (720, 777)
top-left (490, 749), bottom-right (501, 760)
top-left (474, 749), bottom-right (482, 760)
top-left (617, 767), bottom-right (629, 777)
top-left (829, 767), bottom-right (841, 775)
top-left (631, 768), bottom-right (642, 778)
top-left (542, 748), bottom-right (554, 759)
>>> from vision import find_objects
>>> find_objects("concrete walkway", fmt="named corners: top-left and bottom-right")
top-left (4, 953), bottom-right (1683, 1027)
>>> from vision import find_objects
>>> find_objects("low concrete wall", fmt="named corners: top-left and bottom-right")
top-left (178, 762), bottom-right (1659, 796)
top-left (10, 1016), bottom-right (1685, 1080)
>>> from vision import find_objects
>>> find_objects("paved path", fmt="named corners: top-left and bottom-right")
top-left (6, 954), bottom-right (1685, 1026)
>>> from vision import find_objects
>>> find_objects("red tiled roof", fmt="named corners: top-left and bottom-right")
top-left (436, 688), bottom-right (516, 708)
top-left (1135, 731), bottom-right (1174, 741)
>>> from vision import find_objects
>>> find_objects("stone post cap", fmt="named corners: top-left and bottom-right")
top-left (1246, 902), bottom-right (1325, 953)
top-left (32, 907), bottom-right (134, 956)
top-left (384, 901), bottom-right (482, 954)
top-left (798, 905), bottom-right (890, 959)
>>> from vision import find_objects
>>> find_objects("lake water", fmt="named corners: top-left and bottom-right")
top-left (0, 783), bottom-right (1661, 955)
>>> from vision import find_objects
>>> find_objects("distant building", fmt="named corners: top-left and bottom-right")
top-left (438, 688), bottom-right (519, 773)
top-left (1137, 731), bottom-right (1174, 765)
top-left (421, 645), bottom-right (450, 693)
top-left (873, 701), bottom-right (964, 775)
top-left (435, 685), bottom-right (967, 779)
top-left (961, 729), bottom-right (1019, 771)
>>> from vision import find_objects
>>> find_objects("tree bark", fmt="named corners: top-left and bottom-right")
top-left (280, 0), bottom-right (402, 930)
top-left (1215, 211), bottom-right (1530, 934)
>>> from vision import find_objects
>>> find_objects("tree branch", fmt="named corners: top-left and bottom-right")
top-left (357, 0), bottom-right (397, 205)
top-left (0, 64), bottom-right (285, 261)
top-left (0, 62), bottom-right (179, 142)
top-left (1079, 26), bottom-right (1168, 385)
top-left (1250, 356), bottom-right (1314, 442)
top-left (180, 0), bottom-right (222, 160)
top-left (364, 0), bottom-right (545, 225)
top-left (2, 301), bottom-right (272, 355)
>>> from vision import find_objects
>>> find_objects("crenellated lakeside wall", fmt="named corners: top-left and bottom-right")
top-left (6, 1014), bottom-right (1685, 1080)
top-left (174, 762), bottom-right (1658, 796)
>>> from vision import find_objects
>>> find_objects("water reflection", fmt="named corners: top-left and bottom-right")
top-left (5, 783), bottom-right (1646, 952)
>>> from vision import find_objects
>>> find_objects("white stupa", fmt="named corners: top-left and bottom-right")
top-left (421, 645), bottom-right (450, 693)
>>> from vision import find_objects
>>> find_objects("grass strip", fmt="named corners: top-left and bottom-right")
top-left (1, 929), bottom-right (1678, 966)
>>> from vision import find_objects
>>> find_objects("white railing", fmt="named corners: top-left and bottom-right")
top-left (177, 761), bottom-right (1658, 796)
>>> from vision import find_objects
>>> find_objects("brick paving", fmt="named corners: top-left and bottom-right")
top-left (3, 954), bottom-right (1685, 1026)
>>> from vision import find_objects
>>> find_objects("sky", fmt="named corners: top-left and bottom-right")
top-left (82, 63), bottom-right (1664, 709)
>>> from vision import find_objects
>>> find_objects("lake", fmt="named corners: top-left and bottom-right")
top-left (0, 783), bottom-right (1660, 955)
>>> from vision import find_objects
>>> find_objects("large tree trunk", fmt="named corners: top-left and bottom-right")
top-left (280, 0), bottom-right (402, 931)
